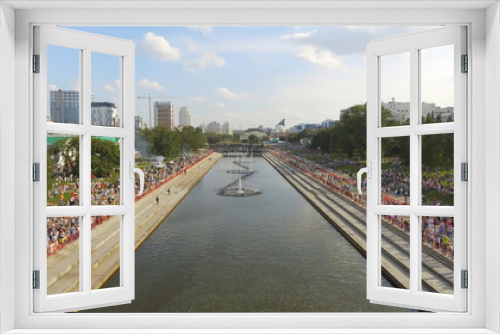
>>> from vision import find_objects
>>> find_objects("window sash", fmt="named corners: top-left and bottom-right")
top-left (33, 25), bottom-right (136, 313)
top-left (366, 26), bottom-right (467, 312)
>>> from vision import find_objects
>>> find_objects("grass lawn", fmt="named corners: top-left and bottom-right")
top-left (422, 189), bottom-right (454, 206)
top-left (334, 164), bottom-right (362, 175)
top-left (47, 192), bottom-right (75, 205)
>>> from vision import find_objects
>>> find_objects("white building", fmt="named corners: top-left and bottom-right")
top-left (382, 98), bottom-right (454, 124)
top-left (322, 119), bottom-right (337, 128)
top-left (179, 106), bottom-right (191, 126)
top-left (205, 121), bottom-right (222, 134)
top-left (135, 115), bottom-right (144, 130)
top-left (50, 89), bottom-right (79, 124)
top-left (91, 102), bottom-right (118, 126)
top-left (222, 122), bottom-right (233, 135)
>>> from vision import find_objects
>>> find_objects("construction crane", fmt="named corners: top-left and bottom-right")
top-left (137, 93), bottom-right (177, 128)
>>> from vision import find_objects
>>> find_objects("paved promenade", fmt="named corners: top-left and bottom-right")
top-left (47, 153), bottom-right (223, 295)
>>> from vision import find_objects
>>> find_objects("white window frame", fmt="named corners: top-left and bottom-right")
top-left (366, 26), bottom-right (467, 312)
top-left (1, 2), bottom-right (498, 333)
top-left (33, 25), bottom-right (136, 313)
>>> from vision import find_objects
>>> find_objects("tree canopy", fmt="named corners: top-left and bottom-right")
top-left (136, 126), bottom-right (206, 159)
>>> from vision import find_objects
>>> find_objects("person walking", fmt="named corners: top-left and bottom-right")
top-left (156, 196), bottom-right (159, 205)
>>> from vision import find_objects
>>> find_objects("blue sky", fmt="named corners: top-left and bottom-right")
top-left (48, 25), bottom-right (452, 129)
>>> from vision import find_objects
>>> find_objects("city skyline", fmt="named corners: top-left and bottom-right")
top-left (47, 25), bottom-right (452, 129)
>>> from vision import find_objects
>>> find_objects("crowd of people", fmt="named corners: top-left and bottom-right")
top-left (384, 215), bottom-right (454, 259)
top-left (46, 153), bottom-right (211, 257)
top-left (271, 149), bottom-right (454, 259)
top-left (138, 154), bottom-right (206, 194)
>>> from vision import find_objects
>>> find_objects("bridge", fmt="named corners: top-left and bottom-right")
top-left (209, 144), bottom-right (266, 156)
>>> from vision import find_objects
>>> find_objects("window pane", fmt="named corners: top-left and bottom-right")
top-left (380, 215), bottom-right (410, 290)
top-left (420, 216), bottom-right (454, 294)
top-left (381, 137), bottom-right (410, 205)
top-left (380, 52), bottom-right (410, 127)
top-left (47, 45), bottom-right (80, 124)
top-left (92, 215), bottom-right (121, 290)
top-left (47, 134), bottom-right (80, 207)
top-left (421, 133), bottom-right (454, 206)
top-left (47, 216), bottom-right (80, 295)
top-left (91, 137), bottom-right (121, 205)
top-left (421, 45), bottom-right (454, 124)
top-left (91, 52), bottom-right (121, 127)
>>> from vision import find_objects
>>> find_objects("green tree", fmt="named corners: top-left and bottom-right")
top-left (150, 126), bottom-right (182, 158)
top-left (422, 133), bottom-right (454, 169)
top-left (204, 132), bottom-right (223, 144)
top-left (91, 137), bottom-right (121, 178)
top-left (248, 134), bottom-right (259, 144)
top-left (334, 104), bottom-right (367, 158)
top-left (48, 136), bottom-right (80, 176)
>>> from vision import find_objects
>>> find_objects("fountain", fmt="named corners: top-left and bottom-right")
top-left (218, 156), bottom-right (262, 197)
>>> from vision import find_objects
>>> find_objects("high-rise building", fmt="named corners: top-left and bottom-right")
top-left (222, 122), bottom-right (233, 135)
top-left (179, 106), bottom-right (191, 126)
top-left (135, 115), bottom-right (144, 130)
top-left (154, 101), bottom-right (174, 129)
top-left (50, 89), bottom-right (79, 124)
top-left (205, 121), bottom-right (222, 134)
top-left (322, 119), bottom-right (337, 128)
top-left (91, 102), bottom-right (118, 126)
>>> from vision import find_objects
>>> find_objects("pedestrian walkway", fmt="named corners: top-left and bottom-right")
top-left (263, 152), bottom-right (453, 294)
top-left (47, 153), bottom-right (223, 295)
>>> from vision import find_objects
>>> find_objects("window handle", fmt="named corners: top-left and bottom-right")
top-left (357, 162), bottom-right (371, 195)
top-left (130, 162), bottom-right (145, 195)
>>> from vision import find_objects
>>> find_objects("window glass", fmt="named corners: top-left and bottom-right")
top-left (47, 134), bottom-right (80, 206)
top-left (420, 45), bottom-right (454, 124)
top-left (380, 52), bottom-right (410, 127)
top-left (47, 45), bottom-right (81, 124)
top-left (92, 215), bottom-right (121, 289)
top-left (91, 52), bottom-right (121, 127)
top-left (380, 215), bottom-right (410, 290)
top-left (91, 137), bottom-right (121, 206)
top-left (421, 134), bottom-right (454, 206)
top-left (381, 137), bottom-right (410, 205)
top-left (47, 216), bottom-right (81, 295)
top-left (420, 216), bottom-right (454, 294)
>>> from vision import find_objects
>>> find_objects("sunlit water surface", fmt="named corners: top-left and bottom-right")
top-left (90, 157), bottom-right (408, 312)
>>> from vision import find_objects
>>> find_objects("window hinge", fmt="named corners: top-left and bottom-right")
top-left (461, 162), bottom-right (468, 181)
top-left (33, 163), bottom-right (40, 182)
top-left (33, 54), bottom-right (40, 73)
top-left (461, 54), bottom-right (468, 73)
top-left (461, 270), bottom-right (468, 289)
top-left (33, 270), bottom-right (40, 289)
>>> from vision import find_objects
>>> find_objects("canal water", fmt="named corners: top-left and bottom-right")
top-left (92, 157), bottom-right (407, 312)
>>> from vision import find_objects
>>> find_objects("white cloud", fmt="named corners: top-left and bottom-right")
top-left (183, 52), bottom-right (226, 72)
top-left (140, 32), bottom-right (181, 62)
top-left (49, 84), bottom-right (58, 91)
top-left (187, 26), bottom-right (213, 36)
top-left (137, 79), bottom-right (165, 91)
top-left (104, 80), bottom-right (120, 92)
top-left (215, 87), bottom-right (246, 100)
top-left (70, 79), bottom-right (80, 91)
top-left (214, 102), bottom-right (225, 109)
top-left (280, 30), bottom-right (316, 41)
top-left (189, 96), bottom-right (208, 103)
top-left (296, 45), bottom-right (342, 70)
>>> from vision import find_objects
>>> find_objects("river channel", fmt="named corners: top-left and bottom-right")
top-left (91, 157), bottom-right (407, 312)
